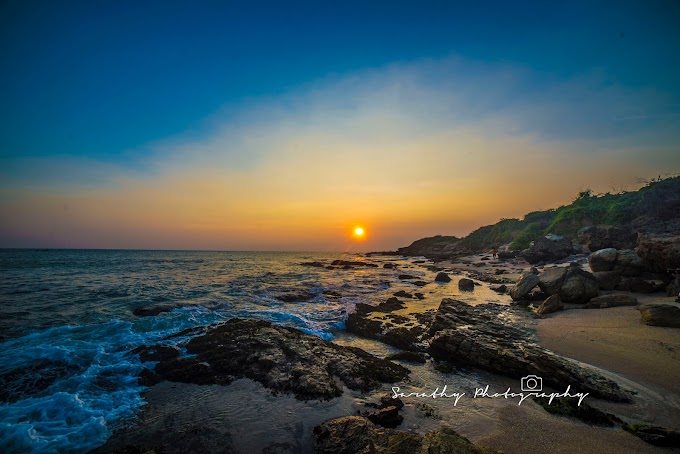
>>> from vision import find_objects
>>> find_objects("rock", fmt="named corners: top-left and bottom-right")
top-left (497, 251), bottom-right (517, 260)
top-left (414, 293), bottom-right (425, 300)
top-left (521, 235), bottom-right (574, 264)
top-left (578, 225), bottom-right (637, 252)
top-left (509, 272), bottom-right (540, 301)
top-left (313, 416), bottom-right (499, 454)
top-left (533, 397), bottom-right (621, 426)
top-left (398, 274), bottom-right (416, 280)
top-left (383, 263), bottom-right (396, 269)
top-left (364, 405), bottom-right (403, 428)
top-left (536, 294), bottom-right (564, 315)
top-left (134, 345), bottom-right (180, 362)
top-left (412, 281), bottom-right (428, 287)
top-left (137, 368), bottom-right (162, 387)
top-left (132, 303), bottom-right (181, 317)
top-left (558, 267), bottom-right (599, 304)
top-left (385, 351), bottom-right (427, 363)
top-left (376, 297), bottom-right (405, 312)
top-left (274, 290), bottom-right (317, 302)
top-left (434, 272), bottom-right (451, 283)
top-left (638, 304), bottom-right (680, 328)
top-left (330, 260), bottom-right (379, 268)
top-left (622, 424), bottom-right (680, 448)
top-left (490, 285), bottom-right (507, 293)
top-left (379, 394), bottom-right (404, 410)
top-left (537, 267), bottom-right (568, 295)
top-left (151, 319), bottom-right (410, 400)
top-left (613, 249), bottom-right (646, 276)
top-left (427, 299), bottom-right (630, 402)
top-left (300, 261), bottom-right (325, 268)
top-left (393, 290), bottom-right (413, 298)
top-left (458, 278), bottom-right (475, 292)
top-left (593, 271), bottom-right (622, 290)
top-left (494, 269), bottom-right (506, 275)
top-left (588, 248), bottom-right (618, 272)
top-left (636, 234), bottom-right (680, 272)
top-left (583, 294), bottom-right (637, 309)
top-left (617, 277), bottom-right (656, 294)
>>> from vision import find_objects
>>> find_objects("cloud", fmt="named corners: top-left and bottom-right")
top-left (1, 56), bottom-right (679, 250)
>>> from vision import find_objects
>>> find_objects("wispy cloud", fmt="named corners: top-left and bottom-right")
top-left (1, 56), bottom-right (679, 250)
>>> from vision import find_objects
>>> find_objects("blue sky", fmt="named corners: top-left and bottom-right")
top-left (1, 1), bottom-right (679, 249)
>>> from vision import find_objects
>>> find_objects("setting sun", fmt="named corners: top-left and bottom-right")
top-left (353, 227), bottom-right (365, 237)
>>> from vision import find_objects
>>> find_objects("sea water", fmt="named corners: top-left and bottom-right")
top-left (0, 249), bottom-right (444, 453)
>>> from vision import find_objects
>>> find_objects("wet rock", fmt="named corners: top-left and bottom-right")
top-left (385, 351), bottom-right (427, 363)
top-left (380, 394), bottom-right (404, 410)
top-left (521, 235), bottom-right (573, 264)
top-left (636, 234), bottom-right (680, 273)
top-left (558, 267), bottom-right (599, 304)
top-left (434, 272), bottom-right (451, 283)
top-left (583, 294), bottom-right (637, 309)
top-left (588, 248), bottom-right (618, 272)
top-left (300, 261), bottom-right (325, 268)
top-left (364, 406), bottom-right (403, 428)
top-left (133, 303), bottom-right (182, 317)
top-left (274, 290), bottom-right (317, 302)
top-left (490, 284), bottom-right (507, 293)
top-left (398, 274), bottom-right (416, 280)
top-left (412, 281), bottom-right (429, 287)
top-left (458, 278), bottom-right (475, 292)
top-left (510, 272), bottom-right (540, 301)
top-left (533, 397), bottom-right (621, 426)
top-left (593, 271), bottom-right (622, 290)
top-left (638, 304), bottom-right (680, 328)
top-left (313, 416), bottom-right (499, 454)
top-left (137, 368), bottom-right (162, 387)
top-left (537, 267), bottom-right (568, 295)
top-left (497, 251), bottom-right (517, 260)
top-left (622, 424), bottom-right (680, 448)
top-left (494, 269), bottom-right (506, 275)
top-left (330, 260), bottom-right (379, 268)
top-left (393, 290), bottom-right (413, 298)
top-left (134, 345), bottom-right (181, 362)
top-left (427, 299), bottom-right (630, 402)
top-left (383, 263), bottom-right (396, 269)
top-left (151, 319), bottom-right (410, 400)
top-left (414, 293), bottom-right (425, 300)
top-left (536, 294), bottom-right (564, 315)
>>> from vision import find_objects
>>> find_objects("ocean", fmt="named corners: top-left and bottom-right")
top-left (0, 249), bottom-right (448, 453)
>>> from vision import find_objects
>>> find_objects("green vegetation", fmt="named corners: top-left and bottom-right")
top-left (456, 175), bottom-right (680, 252)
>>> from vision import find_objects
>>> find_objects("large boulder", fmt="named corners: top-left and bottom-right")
top-left (638, 304), bottom-right (680, 328)
top-left (583, 294), bottom-right (638, 309)
top-left (617, 277), bottom-right (656, 294)
top-left (637, 234), bottom-right (680, 272)
top-left (538, 267), bottom-right (568, 295)
top-left (558, 267), bottom-right (599, 304)
top-left (588, 248), bottom-right (618, 272)
top-left (145, 318), bottom-right (410, 400)
top-left (458, 278), bottom-right (475, 292)
top-left (578, 225), bottom-right (637, 252)
top-left (434, 272), bottom-right (451, 283)
top-left (593, 271), bottom-right (622, 291)
top-left (613, 249), bottom-right (646, 276)
top-left (521, 235), bottom-right (574, 264)
top-left (510, 271), bottom-right (540, 301)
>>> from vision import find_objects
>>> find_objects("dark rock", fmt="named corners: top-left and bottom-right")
top-left (458, 278), bottom-right (475, 292)
top-left (622, 424), bottom-right (680, 448)
top-left (494, 269), bottom-right (506, 275)
top-left (497, 251), bottom-right (517, 260)
top-left (538, 267), bottom-right (568, 295)
top-left (379, 394), bottom-right (404, 410)
top-left (330, 260), bottom-right (379, 268)
top-left (376, 297), bottom-right (405, 312)
top-left (383, 263), bottom-right (396, 269)
top-left (578, 225), bottom-right (637, 252)
top-left (533, 397), bottom-right (621, 426)
top-left (300, 261), bottom-right (325, 268)
top-left (313, 416), bottom-right (499, 454)
top-left (473, 262), bottom-right (486, 267)
top-left (151, 319), bottom-right (410, 400)
top-left (385, 351), bottom-right (427, 363)
top-left (414, 293), bottom-right (425, 300)
top-left (134, 345), bottom-right (181, 362)
top-left (364, 406), bottom-right (403, 428)
top-left (133, 303), bottom-right (181, 317)
top-left (638, 304), bottom-right (680, 328)
top-left (521, 235), bottom-right (573, 264)
top-left (636, 234), bottom-right (680, 272)
top-left (274, 290), bottom-right (317, 302)
top-left (583, 294), bottom-right (637, 309)
top-left (137, 368), bottom-right (162, 387)
top-left (558, 268), bottom-right (599, 304)
top-left (490, 285), bottom-right (507, 293)
top-left (536, 294), bottom-right (564, 315)
top-left (593, 271), bottom-right (622, 290)
top-left (617, 277), bottom-right (656, 294)
top-left (510, 272), bottom-right (540, 301)
top-left (411, 281), bottom-right (428, 287)
top-left (393, 290), bottom-right (413, 298)
top-left (434, 272), bottom-right (451, 283)
top-left (588, 248), bottom-right (618, 272)
top-left (613, 249), bottom-right (646, 276)
top-left (398, 274), bottom-right (416, 280)
top-left (427, 299), bottom-right (630, 402)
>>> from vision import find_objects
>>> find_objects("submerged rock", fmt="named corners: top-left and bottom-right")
top-left (427, 299), bottom-right (630, 402)
top-left (313, 416), bottom-right (499, 454)
top-left (149, 319), bottom-right (410, 400)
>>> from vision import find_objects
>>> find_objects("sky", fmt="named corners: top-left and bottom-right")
top-left (1, 0), bottom-right (679, 251)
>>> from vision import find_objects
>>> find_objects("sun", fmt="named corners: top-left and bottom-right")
top-left (353, 226), bottom-right (365, 238)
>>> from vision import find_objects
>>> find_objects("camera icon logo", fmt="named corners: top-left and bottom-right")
top-left (520, 375), bottom-right (543, 392)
